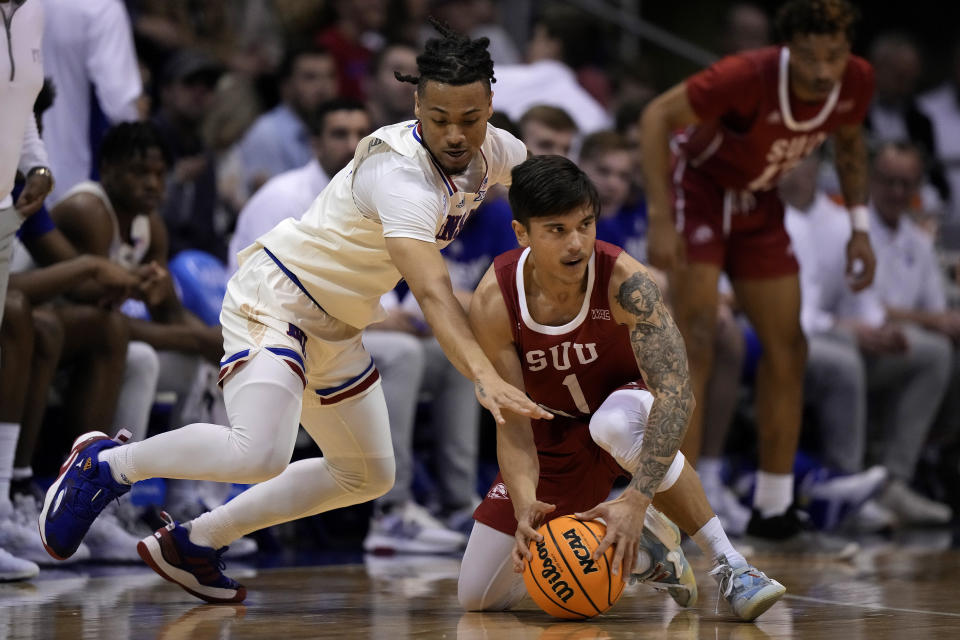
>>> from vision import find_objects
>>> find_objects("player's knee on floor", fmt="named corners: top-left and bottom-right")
top-left (327, 454), bottom-right (395, 500)
top-left (457, 575), bottom-right (524, 612)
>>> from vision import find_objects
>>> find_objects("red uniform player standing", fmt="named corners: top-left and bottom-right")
top-left (640, 0), bottom-right (875, 551)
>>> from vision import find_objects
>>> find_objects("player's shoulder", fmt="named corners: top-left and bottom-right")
top-left (53, 189), bottom-right (111, 224)
top-left (470, 262), bottom-right (512, 334)
top-left (703, 46), bottom-right (773, 81)
top-left (842, 54), bottom-right (874, 93)
top-left (483, 123), bottom-right (527, 166)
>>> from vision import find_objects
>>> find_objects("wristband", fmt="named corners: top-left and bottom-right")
top-left (850, 205), bottom-right (869, 233)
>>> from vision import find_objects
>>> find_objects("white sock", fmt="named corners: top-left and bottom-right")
top-left (692, 516), bottom-right (747, 569)
top-left (634, 547), bottom-right (652, 575)
top-left (99, 443), bottom-right (138, 485)
top-left (753, 471), bottom-right (793, 518)
top-left (187, 508), bottom-right (241, 550)
top-left (0, 423), bottom-right (20, 513)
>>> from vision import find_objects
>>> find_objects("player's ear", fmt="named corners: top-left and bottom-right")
top-left (414, 90), bottom-right (422, 121)
top-left (512, 219), bottom-right (530, 247)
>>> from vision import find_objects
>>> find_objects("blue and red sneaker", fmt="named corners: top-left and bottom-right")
top-left (137, 513), bottom-right (246, 604)
top-left (39, 430), bottom-right (132, 560)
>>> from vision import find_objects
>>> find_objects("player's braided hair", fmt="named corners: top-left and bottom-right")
top-left (775, 0), bottom-right (860, 44)
top-left (394, 17), bottom-right (495, 91)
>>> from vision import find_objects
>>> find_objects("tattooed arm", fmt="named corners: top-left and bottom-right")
top-left (833, 123), bottom-right (876, 290)
top-left (576, 252), bottom-right (693, 576)
top-left (610, 253), bottom-right (694, 495)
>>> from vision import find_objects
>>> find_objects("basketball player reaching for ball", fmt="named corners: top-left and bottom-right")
top-left (458, 156), bottom-right (785, 622)
top-left (39, 22), bottom-right (554, 603)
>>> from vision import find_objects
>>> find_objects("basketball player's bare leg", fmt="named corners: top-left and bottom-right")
top-left (669, 262), bottom-right (721, 465)
top-left (732, 275), bottom-right (806, 526)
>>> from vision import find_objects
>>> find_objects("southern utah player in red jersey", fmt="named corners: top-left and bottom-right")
top-left (640, 0), bottom-right (875, 550)
top-left (456, 156), bottom-right (784, 622)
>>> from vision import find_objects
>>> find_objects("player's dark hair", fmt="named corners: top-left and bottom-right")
top-left (871, 139), bottom-right (927, 175)
top-left (305, 97), bottom-right (369, 137)
top-left (509, 155), bottom-right (600, 227)
top-left (775, 0), bottom-right (859, 44)
top-left (99, 121), bottom-right (171, 169)
top-left (394, 17), bottom-right (495, 92)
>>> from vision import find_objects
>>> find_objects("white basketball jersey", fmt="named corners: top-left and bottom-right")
top-left (252, 120), bottom-right (526, 329)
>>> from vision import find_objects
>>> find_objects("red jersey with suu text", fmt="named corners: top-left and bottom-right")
top-left (493, 240), bottom-right (645, 457)
top-left (679, 46), bottom-right (874, 192)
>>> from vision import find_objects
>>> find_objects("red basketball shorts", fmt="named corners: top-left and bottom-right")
top-left (673, 163), bottom-right (798, 279)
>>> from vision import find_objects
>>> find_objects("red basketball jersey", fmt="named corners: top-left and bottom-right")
top-left (493, 240), bottom-right (645, 457)
top-left (679, 46), bottom-right (874, 192)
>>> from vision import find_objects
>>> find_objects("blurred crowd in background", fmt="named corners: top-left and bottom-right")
top-left (3, 0), bottom-right (960, 576)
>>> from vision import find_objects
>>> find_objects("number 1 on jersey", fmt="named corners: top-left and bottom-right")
top-left (562, 374), bottom-right (590, 414)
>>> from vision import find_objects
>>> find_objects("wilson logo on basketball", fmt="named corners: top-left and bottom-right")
top-left (562, 528), bottom-right (598, 575)
top-left (534, 540), bottom-right (575, 602)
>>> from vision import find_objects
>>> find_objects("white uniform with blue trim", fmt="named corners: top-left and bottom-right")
top-left (220, 121), bottom-right (526, 406)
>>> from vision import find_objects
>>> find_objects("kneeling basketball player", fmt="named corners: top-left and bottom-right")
top-left (457, 156), bottom-right (784, 622)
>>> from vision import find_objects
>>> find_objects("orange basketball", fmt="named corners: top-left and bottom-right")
top-left (523, 515), bottom-right (626, 619)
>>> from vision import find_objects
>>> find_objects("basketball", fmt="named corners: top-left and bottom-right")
top-left (523, 516), bottom-right (626, 619)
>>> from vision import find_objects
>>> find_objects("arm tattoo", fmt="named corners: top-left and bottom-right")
top-left (475, 380), bottom-right (487, 398)
top-left (616, 271), bottom-right (694, 498)
top-left (834, 127), bottom-right (868, 207)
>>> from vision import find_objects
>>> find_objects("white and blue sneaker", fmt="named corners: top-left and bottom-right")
top-left (631, 506), bottom-right (698, 607)
top-left (709, 557), bottom-right (785, 621)
top-left (39, 430), bottom-right (132, 560)
top-left (137, 513), bottom-right (246, 604)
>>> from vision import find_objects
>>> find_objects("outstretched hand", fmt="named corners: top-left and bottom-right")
top-left (512, 500), bottom-right (556, 573)
top-left (575, 490), bottom-right (651, 578)
top-left (475, 373), bottom-right (553, 425)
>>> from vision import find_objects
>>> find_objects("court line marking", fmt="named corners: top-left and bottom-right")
top-left (784, 594), bottom-right (960, 618)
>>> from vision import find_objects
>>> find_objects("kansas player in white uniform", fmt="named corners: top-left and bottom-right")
top-left (39, 21), bottom-right (551, 603)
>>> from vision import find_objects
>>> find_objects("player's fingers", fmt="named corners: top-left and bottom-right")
top-left (574, 507), bottom-right (599, 521)
top-left (610, 539), bottom-right (625, 576)
top-left (593, 532), bottom-right (614, 562)
top-left (622, 541), bottom-right (638, 577)
top-left (511, 545), bottom-right (526, 573)
top-left (518, 522), bottom-right (541, 544)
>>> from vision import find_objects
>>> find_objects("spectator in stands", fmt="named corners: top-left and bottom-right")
top-left (51, 122), bottom-right (223, 399)
top-left (920, 39), bottom-right (960, 222)
top-left (315, 0), bottom-right (388, 101)
top-left (517, 106), bottom-right (578, 159)
top-left (0, 0), bottom-right (51, 582)
top-left (719, 3), bottom-right (772, 55)
top-left (364, 43), bottom-right (419, 129)
top-left (41, 0), bottom-right (141, 204)
top-left (866, 33), bottom-right (949, 206)
top-left (236, 45), bottom-right (338, 196)
top-left (152, 50), bottom-right (227, 262)
top-left (492, 6), bottom-right (610, 134)
top-left (782, 151), bottom-right (952, 528)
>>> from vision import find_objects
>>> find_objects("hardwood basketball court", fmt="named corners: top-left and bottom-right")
top-left (4, 532), bottom-right (959, 639)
